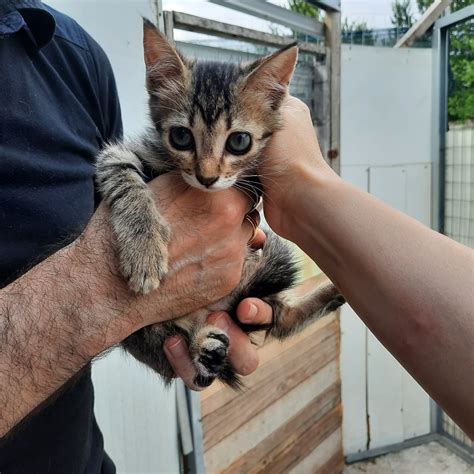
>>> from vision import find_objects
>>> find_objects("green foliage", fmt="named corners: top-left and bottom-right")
top-left (342, 17), bottom-right (374, 45)
top-left (391, 0), bottom-right (414, 28)
top-left (416, 0), bottom-right (434, 13)
top-left (417, 0), bottom-right (474, 13)
top-left (287, 0), bottom-right (322, 20)
top-left (342, 17), bottom-right (370, 34)
top-left (448, 19), bottom-right (474, 122)
top-left (452, 0), bottom-right (474, 12)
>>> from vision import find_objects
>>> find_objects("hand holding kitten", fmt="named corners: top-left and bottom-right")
top-left (81, 173), bottom-right (256, 331)
top-left (259, 95), bottom-right (333, 241)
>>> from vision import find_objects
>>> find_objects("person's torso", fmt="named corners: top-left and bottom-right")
top-left (0, 2), bottom-right (121, 472)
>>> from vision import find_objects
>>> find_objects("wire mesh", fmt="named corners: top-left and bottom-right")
top-left (439, 17), bottom-right (474, 453)
top-left (341, 27), bottom-right (432, 48)
top-left (444, 123), bottom-right (474, 248)
top-left (442, 412), bottom-right (474, 449)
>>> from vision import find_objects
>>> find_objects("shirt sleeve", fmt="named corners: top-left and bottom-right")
top-left (82, 31), bottom-right (123, 144)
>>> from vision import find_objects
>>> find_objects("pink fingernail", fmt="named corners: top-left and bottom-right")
top-left (247, 303), bottom-right (258, 321)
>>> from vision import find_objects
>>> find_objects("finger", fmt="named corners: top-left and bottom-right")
top-left (163, 336), bottom-right (201, 391)
top-left (207, 312), bottom-right (259, 376)
top-left (236, 298), bottom-right (273, 325)
top-left (250, 228), bottom-right (266, 249)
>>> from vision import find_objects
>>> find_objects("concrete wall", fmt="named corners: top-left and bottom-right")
top-left (340, 45), bottom-right (434, 456)
top-left (47, 2), bottom-right (180, 473)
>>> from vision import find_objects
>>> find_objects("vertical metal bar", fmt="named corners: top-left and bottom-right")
top-left (176, 380), bottom-right (194, 456)
top-left (325, 11), bottom-right (342, 174)
top-left (187, 390), bottom-right (206, 474)
top-left (431, 26), bottom-right (441, 231)
top-left (438, 25), bottom-right (449, 234)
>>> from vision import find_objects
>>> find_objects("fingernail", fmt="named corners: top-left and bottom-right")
top-left (246, 303), bottom-right (258, 322)
top-left (214, 313), bottom-right (229, 332)
top-left (166, 337), bottom-right (186, 357)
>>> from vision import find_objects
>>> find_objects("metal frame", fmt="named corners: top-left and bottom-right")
top-left (307, 0), bottom-right (341, 12)
top-left (346, 433), bottom-right (474, 466)
top-left (431, 4), bottom-right (474, 453)
top-left (432, 4), bottom-right (474, 233)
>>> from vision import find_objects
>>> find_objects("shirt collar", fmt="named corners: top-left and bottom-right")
top-left (0, 0), bottom-right (55, 49)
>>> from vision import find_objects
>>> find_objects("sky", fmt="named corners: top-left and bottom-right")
top-left (341, 0), bottom-right (424, 28)
top-left (163, 0), bottom-right (423, 31)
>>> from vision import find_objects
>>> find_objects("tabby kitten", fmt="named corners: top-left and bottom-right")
top-left (96, 20), bottom-right (344, 389)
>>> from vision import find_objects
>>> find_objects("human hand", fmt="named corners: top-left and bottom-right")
top-left (163, 298), bottom-right (274, 390)
top-left (259, 95), bottom-right (335, 240)
top-left (76, 173), bottom-right (263, 333)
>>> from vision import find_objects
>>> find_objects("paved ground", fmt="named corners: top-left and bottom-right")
top-left (344, 441), bottom-right (473, 474)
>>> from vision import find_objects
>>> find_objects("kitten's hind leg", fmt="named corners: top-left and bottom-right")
top-left (265, 274), bottom-right (345, 340)
top-left (96, 143), bottom-right (170, 294)
top-left (189, 325), bottom-right (237, 389)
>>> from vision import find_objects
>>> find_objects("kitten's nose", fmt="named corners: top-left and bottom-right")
top-left (196, 174), bottom-right (219, 188)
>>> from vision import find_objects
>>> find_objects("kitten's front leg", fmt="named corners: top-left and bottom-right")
top-left (96, 143), bottom-right (170, 294)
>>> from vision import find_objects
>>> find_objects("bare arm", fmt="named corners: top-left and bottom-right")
top-left (0, 174), bottom-right (254, 438)
top-left (257, 96), bottom-right (474, 437)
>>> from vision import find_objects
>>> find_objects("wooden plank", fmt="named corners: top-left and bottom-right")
top-left (163, 10), bottom-right (174, 41)
top-left (202, 327), bottom-right (339, 450)
top-left (289, 428), bottom-right (342, 474)
top-left (203, 334), bottom-right (338, 450)
top-left (200, 313), bottom-right (337, 416)
top-left (209, 0), bottom-right (326, 37)
top-left (325, 11), bottom-right (341, 174)
top-left (252, 406), bottom-right (342, 474)
top-left (395, 0), bottom-right (451, 48)
top-left (204, 360), bottom-right (339, 472)
top-left (315, 448), bottom-right (345, 474)
top-left (222, 385), bottom-right (341, 473)
top-left (172, 11), bottom-right (326, 55)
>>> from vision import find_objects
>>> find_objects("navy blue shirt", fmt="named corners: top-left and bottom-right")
top-left (0, 1), bottom-right (122, 472)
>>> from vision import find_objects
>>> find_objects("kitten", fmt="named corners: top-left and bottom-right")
top-left (96, 20), bottom-right (345, 389)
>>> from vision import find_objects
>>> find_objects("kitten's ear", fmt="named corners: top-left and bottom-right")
top-left (242, 43), bottom-right (298, 100)
top-left (143, 18), bottom-right (188, 89)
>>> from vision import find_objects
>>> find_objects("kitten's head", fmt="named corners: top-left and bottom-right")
top-left (143, 20), bottom-right (298, 191)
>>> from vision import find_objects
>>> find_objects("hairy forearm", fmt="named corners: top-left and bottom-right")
top-left (0, 175), bottom-right (252, 437)
top-left (0, 225), bottom-right (136, 438)
top-left (287, 164), bottom-right (474, 436)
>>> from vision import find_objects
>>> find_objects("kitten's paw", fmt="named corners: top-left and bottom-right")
top-left (120, 234), bottom-right (169, 294)
top-left (192, 328), bottom-right (229, 388)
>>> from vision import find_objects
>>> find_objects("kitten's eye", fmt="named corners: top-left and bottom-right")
top-left (226, 132), bottom-right (251, 155)
top-left (169, 127), bottom-right (194, 150)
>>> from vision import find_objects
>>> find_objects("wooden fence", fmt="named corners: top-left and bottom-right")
top-left (199, 281), bottom-right (343, 473)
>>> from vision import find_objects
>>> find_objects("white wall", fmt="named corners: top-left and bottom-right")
top-left (47, 2), bottom-right (180, 472)
top-left (340, 45), bottom-right (433, 456)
